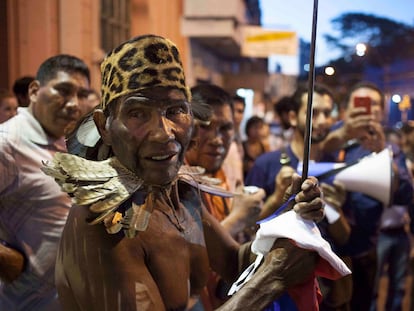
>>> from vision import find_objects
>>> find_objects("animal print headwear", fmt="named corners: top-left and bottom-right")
top-left (100, 34), bottom-right (191, 111)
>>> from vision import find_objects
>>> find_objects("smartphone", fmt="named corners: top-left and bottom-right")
top-left (354, 96), bottom-right (371, 114)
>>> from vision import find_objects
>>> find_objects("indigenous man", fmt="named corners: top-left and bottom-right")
top-left (44, 35), bottom-right (325, 311)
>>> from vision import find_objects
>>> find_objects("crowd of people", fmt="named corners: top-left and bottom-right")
top-left (0, 33), bottom-right (412, 311)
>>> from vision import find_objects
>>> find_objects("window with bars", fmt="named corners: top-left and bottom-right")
top-left (100, 0), bottom-right (131, 53)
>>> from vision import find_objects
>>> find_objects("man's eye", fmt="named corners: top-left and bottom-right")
top-left (54, 85), bottom-right (76, 98)
top-left (129, 110), bottom-right (147, 119)
top-left (167, 104), bottom-right (189, 116)
top-left (168, 107), bottom-right (184, 115)
top-left (199, 123), bottom-right (211, 130)
top-left (57, 89), bottom-right (72, 98)
top-left (324, 110), bottom-right (332, 117)
top-left (77, 89), bottom-right (90, 99)
top-left (221, 124), bottom-right (234, 132)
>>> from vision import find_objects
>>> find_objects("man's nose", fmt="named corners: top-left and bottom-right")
top-left (65, 95), bottom-right (80, 113)
top-left (314, 112), bottom-right (328, 126)
top-left (148, 114), bottom-right (175, 143)
top-left (208, 128), bottom-right (224, 145)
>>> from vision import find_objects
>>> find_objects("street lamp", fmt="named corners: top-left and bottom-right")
top-left (355, 43), bottom-right (367, 57)
top-left (355, 42), bottom-right (389, 91)
top-left (324, 66), bottom-right (335, 76)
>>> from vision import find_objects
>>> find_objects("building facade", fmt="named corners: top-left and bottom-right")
top-left (2, 0), bottom-right (283, 103)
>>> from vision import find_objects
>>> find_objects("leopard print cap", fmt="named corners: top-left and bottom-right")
top-left (100, 34), bottom-right (191, 111)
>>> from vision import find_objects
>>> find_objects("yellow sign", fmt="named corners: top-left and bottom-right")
top-left (398, 94), bottom-right (411, 111)
top-left (246, 32), bottom-right (296, 42)
top-left (242, 26), bottom-right (298, 58)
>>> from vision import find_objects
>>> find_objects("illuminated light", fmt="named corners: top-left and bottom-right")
top-left (356, 43), bottom-right (367, 57)
top-left (303, 64), bottom-right (310, 72)
top-left (392, 94), bottom-right (401, 103)
top-left (325, 66), bottom-right (335, 76)
top-left (398, 95), bottom-right (411, 110)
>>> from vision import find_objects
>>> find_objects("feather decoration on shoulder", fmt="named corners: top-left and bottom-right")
top-left (178, 165), bottom-right (234, 197)
top-left (42, 153), bottom-right (234, 237)
top-left (41, 153), bottom-right (143, 230)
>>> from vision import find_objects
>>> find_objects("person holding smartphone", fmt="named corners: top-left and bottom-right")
top-left (319, 81), bottom-right (413, 311)
top-left (320, 81), bottom-right (386, 155)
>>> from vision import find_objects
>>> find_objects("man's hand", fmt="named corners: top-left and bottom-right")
top-left (286, 173), bottom-right (324, 222)
top-left (358, 120), bottom-right (386, 153)
top-left (321, 106), bottom-right (374, 153)
top-left (221, 185), bottom-right (265, 237)
top-left (321, 181), bottom-right (350, 245)
top-left (274, 166), bottom-right (295, 204)
top-left (262, 170), bottom-right (324, 222)
top-left (343, 106), bottom-right (374, 141)
top-left (0, 243), bottom-right (24, 283)
top-left (321, 181), bottom-right (346, 212)
top-left (260, 166), bottom-right (295, 220)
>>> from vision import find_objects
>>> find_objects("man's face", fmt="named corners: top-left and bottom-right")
top-left (247, 121), bottom-right (264, 140)
top-left (30, 71), bottom-right (89, 138)
top-left (0, 96), bottom-right (18, 123)
top-left (294, 92), bottom-right (334, 144)
top-left (233, 101), bottom-right (245, 130)
top-left (105, 88), bottom-right (193, 186)
top-left (186, 103), bottom-right (234, 174)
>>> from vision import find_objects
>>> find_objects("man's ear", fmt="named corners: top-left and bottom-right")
top-left (288, 110), bottom-right (298, 128)
top-left (93, 109), bottom-right (112, 146)
top-left (28, 80), bottom-right (40, 104)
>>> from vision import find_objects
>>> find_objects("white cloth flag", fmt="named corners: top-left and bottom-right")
top-left (229, 210), bottom-right (351, 295)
